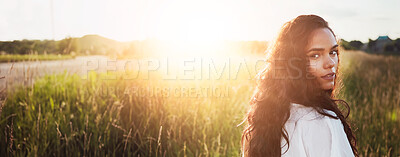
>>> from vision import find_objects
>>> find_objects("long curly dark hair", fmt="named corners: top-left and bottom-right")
top-left (240, 15), bottom-right (358, 157)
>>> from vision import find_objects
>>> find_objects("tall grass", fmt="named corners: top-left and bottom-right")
top-left (339, 51), bottom-right (400, 156)
top-left (0, 51), bottom-right (399, 156)
top-left (0, 71), bottom-right (252, 156)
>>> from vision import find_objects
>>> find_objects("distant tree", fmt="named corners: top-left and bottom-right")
top-left (394, 38), bottom-right (400, 51)
top-left (349, 40), bottom-right (363, 50)
top-left (0, 41), bottom-right (13, 54)
top-left (18, 40), bottom-right (34, 54)
top-left (57, 37), bottom-right (79, 54)
top-left (340, 39), bottom-right (353, 50)
top-left (367, 38), bottom-right (376, 51)
top-left (384, 43), bottom-right (395, 52)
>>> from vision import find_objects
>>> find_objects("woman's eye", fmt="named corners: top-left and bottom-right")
top-left (309, 54), bottom-right (319, 59)
top-left (330, 50), bottom-right (338, 56)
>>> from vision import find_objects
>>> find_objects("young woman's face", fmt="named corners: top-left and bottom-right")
top-left (305, 28), bottom-right (338, 90)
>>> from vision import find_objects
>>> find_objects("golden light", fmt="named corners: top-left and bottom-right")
top-left (151, 1), bottom-right (238, 57)
top-left (102, 0), bottom-right (267, 58)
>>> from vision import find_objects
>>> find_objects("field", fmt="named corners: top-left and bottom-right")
top-left (339, 51), bottom-right (400, 156)
top-left (0, 51), bottom-right (399, 156)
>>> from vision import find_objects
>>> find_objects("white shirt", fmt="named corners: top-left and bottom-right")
top-left (281, 103), bottom-right (354, 157)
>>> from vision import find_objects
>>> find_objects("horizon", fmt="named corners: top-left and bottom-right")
top-left (1, 34), bottom-right (397, 43)
top-left (1, 0), bottom-right (399, 43)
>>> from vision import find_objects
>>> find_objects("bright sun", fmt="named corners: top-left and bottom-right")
top-left (106, 0), bottom-right (244, 57)
top-left (154, 1), bottom-right (234, 42)
top-left (149, 1), bottom-right (237, 57)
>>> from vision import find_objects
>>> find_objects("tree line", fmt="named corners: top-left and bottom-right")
top-left (2, 34), bottom-right (398, 56)
top-left (340, 37), bottom-right (400, 54)
top-left (0, 35), bottom-right (268, 57)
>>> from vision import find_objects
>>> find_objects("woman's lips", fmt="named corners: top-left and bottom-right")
top-left (321, 72), bottom-right (335, 80)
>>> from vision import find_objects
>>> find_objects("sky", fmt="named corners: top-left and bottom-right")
top-left (0, 0), bottom-right (399, 42)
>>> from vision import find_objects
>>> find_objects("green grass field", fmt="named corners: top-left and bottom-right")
top-left (0, 54), bottom-right (75, 63)
top-left (0, 51), bottom-right (399, 156)
top-left (339, 51), bottom-right (400, 156)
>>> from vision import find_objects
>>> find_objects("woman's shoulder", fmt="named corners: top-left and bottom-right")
top-left (287, 102), bottom-right (338, 123)
top-left (282, 103), bottom-right (354, 157)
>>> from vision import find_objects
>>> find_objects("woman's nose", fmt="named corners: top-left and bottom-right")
top-left (323, 55), bottom-right (335, 69)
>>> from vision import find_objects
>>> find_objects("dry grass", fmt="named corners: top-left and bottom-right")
top-left (0, 51), bottom-right (399, 156)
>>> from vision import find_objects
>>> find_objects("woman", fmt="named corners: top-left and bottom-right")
top-left (241, 15), bottom-right (358, 157)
